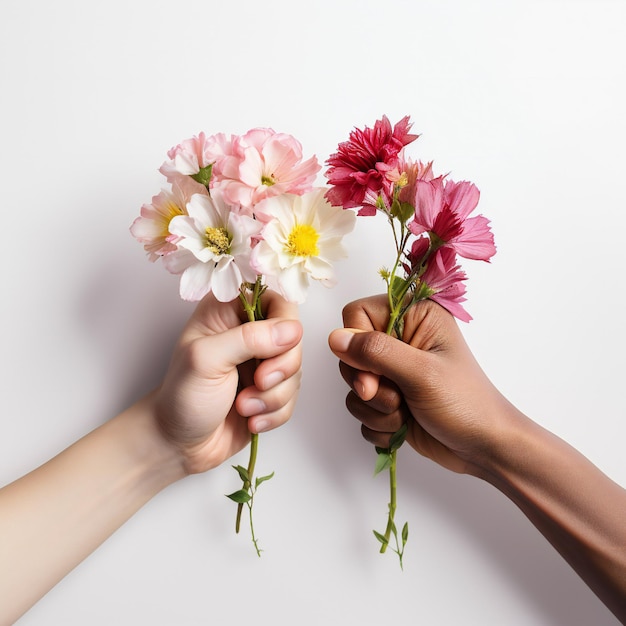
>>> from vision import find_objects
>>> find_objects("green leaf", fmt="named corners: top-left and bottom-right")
top-left (390, 198), bottom-right (403, 220)
top-left (255, 471), bottom-right (275, 489)
top-left (389, 423), bottom-right (408, 451)
top-left (389, 275), bottom-right (408, 303)
top-left (373, 530), bottom-right (389, 547)
top-left (190, 163), bottom-right (213, 187)
top-left (374, 451), bottom-right (392, 476)
top-left (225, 489), bottom-right (251, 503)
top-left (401, 522), bottom-right (409, 546)
top-left (232, 464), bottom-right (249, 483)
top-left (398, 201), bottom-right (415, 224)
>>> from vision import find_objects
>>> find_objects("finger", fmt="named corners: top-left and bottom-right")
top-left (261, 289), bottom-right (300, 322)
top-left (193, 318), bottom-right (303, 376)
top-left (329, 328), bottom-right (426, 394)
top-left (330, 329), bottom-right (382, 401)
top-left (236, 370), bottom-right (302, 419)
top-left (247, 394), bottom-right (300, 434)
top-left (337, 359), bottom-right (379, 400)
top-left (345, 391), bottom-right (405, 434)
top-left (341, 294), bottom-right (391, 332)
top-left (338, 361), bottom-right (402, 413)
top-left (253, 343), bottom-right (302, 391)
top-left (360, 424), bottom-right (392, 448)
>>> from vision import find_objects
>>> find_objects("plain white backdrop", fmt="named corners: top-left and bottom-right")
top-left (1, 0), bottom-right (625, 624)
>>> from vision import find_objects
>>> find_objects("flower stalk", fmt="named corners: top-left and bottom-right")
top-left (227, 276), bottom-right (273, 556)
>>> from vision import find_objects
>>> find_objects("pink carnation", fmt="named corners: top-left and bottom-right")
top-left (212, 128), bottom-right (321, 210)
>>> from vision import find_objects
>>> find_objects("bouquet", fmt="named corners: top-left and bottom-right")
top-left (325, 115), bottom-right (496, 567)
top-left (131, 128), bottom-right (356, 554)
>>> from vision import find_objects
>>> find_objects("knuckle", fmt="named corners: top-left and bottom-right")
top-left (240, 321), bottom-right (264, 353)
top-left (357, 331), bottom-right (389, 360)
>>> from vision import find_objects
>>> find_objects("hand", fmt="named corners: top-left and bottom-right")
top-left (328, 294), bottom-right (518, 475)
top-left (155, 290), bottom-right (303, 475)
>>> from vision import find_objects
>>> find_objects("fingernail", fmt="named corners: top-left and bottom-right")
top-left (242, 398), bottom-right (266, 415)
top-left (254, 419), bottom-right (271, 433)
top-left (272, 320), bottom-right (300, 346)
top-left (264, 370), bottom-right (284, 388)
top-left (354, 380), bottom-right (366, 399)
top-left (331, 329), bottom-right (355, 353)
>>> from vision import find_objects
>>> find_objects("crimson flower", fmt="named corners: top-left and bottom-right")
top-left (325, 115), bottom-right (419, 214)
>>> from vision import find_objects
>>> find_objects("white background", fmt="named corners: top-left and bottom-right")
top-left (1, 0), bottom-right (625, 624)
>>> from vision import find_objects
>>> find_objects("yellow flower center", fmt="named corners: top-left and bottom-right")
top-left (261, 174), bottom-right (276, 186)
top-left (162, 201), bottom-right (185, 236)
top-left (205, 226), bottom-right (231, 255)
top-left (285, 224), bottom-right (320, 257)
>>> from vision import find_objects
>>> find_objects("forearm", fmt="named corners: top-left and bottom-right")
top-left (477, 411), bottom-right (626, 622)
top-left (0, 392), bottom-right (186, 624)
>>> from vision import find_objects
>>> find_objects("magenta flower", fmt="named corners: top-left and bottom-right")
top-left (409, 177), bottom-right (496, 262)
top-left (324, 115), bottom-right (419, 214)
top-left (407, 238), bottom-right (471, 322)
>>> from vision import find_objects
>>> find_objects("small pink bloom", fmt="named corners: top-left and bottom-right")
top-left (409, 177), bottom-right (496, 261)
top-left (165, 132), bottom-right (215, 176)
top-left (396, 158), bottom-right (435, 205)
top-left (324, 115), bottom-right (419, 212)
top-left (130, 180), bottom-right (203, 261)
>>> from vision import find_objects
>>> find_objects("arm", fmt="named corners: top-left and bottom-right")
top-left (0, 291), bottom-right (302, 624)
top-left (328, 295), bottom-right (626, 623)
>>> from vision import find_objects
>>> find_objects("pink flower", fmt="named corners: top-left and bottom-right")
top-left (129, 180), bottom-right (205, 261)
top-left (396, 157), bottom-right (435, 205)
top-left (164, 132), bottom-right (215, 176)
top-left (407, 239), bottom-right (471, 322)
top-left (212, 128), bottom-right (321, 210)
top-left (409, 177), bottom-right (496, 261)
top-left (324, 115), bottom-right (419, 214)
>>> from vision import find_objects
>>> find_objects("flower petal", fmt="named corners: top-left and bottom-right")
top-left (179, 261), bottom-right (214, 302)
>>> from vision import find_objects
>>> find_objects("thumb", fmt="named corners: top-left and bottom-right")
top-left (329, 328), bottom-right (425, 394)
top-left (197, 318), bottom-right (303, 374)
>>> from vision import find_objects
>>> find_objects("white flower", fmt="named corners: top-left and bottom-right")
top-left (163, 191), bottom-right (261, 302)
top-left (252, 188), bottom-right (356, 303)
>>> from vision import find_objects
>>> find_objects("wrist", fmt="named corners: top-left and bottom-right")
top-left (118, 391), bottom-right (188, 493)
top-left (462, 396), bottom-right (536, 482)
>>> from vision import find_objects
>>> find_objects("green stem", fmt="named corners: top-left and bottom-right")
top-left (379, 449), bottom-right (397, 553)
top-left (235, 287), bottom-right (258, 534)
top-left (236, 432), bottom-right (258, 533)
top-left (248, 481), bottom-right (261, 557)
top-left (234, 276), bottom-right (268, 557)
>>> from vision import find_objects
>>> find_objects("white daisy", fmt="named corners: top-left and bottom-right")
top-left (164, 191), bottom-right (261, 302)
top-left (252, 188), bottom-right (356, 304)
